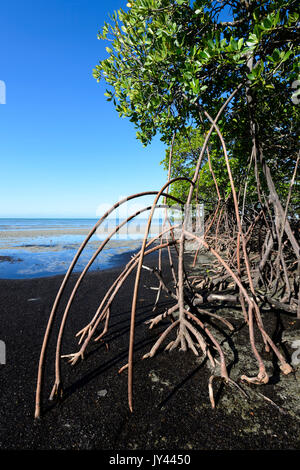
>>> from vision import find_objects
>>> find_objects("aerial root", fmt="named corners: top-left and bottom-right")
top-left (142, 314), bottom-right (217, 361)
top-left (207, 370), bottom-right (289, 411)
top-left (255, 391), bottom-right (289, 415)
top-left (183, 318), bottom-right (207, 357)
top-left (168, 334), bottom-right (182, 352)
top-left (240, 371), bottom-right (269, 385)
top-left (196, 307), bottom-right (235, 331)
top-left (183, 326), bottom-right (200, 356)
top-left (227, 377), bottom-right (249, 399)
top-left (164, 339), bottom-right (176, 351)
top-left (228, 379), bottom-right (289, 415)
top-left (152, 284), bottom-right (162, 312)
top-left (240, 355), bottom-right (293, 385)
top-left (279, 362), bottom-right (293, 375)
top-left (33, 93), bottom-right (297, 421)
top-left (144, 303), bottom-right (178, 329)
top-left (118, 363), bottom-right (128, 374)
top-left (208, 375), bottom-right (217, 409)
top-left (76, 324), bottom-right (93, 345)
top-left (208, 375), bottom-right (248, 409)
top-left (143, 319), bottom-right (180, 359)
top-left (61, 351), bottom-right (84, 366)
top-left (49, 381), bottom-right (63, 401)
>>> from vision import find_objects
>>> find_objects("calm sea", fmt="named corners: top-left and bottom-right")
top-left (0, 218), bottom-right (163, 279)
top-left (0, 218), bottom-right (100, 231)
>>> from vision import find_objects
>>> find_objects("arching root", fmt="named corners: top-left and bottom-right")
top-left (208, 375), bottom-right (249, 409)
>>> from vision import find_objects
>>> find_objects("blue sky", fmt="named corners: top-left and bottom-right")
top-left (0, 0), bottom-right (169, 218)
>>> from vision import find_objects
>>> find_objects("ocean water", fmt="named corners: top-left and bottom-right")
top-left (0, 218), bottom-right (100, 231)
top-left (0, 217), bottom-right (164, 231)
top-left (0, 217), bottom-right (165, 279)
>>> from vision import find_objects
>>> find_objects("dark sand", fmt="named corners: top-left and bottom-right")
top-left (0, 251), bottom-right (300, 452)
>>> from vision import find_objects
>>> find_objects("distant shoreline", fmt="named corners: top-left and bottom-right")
top-left (0, 224), bottom-right (162, 240)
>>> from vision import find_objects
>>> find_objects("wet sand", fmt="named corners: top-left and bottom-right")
top-left (0, 225), bottom-right (161, 278)
top-left (0, 252), bottom-right (300, 451)
top-left (0, 224), bottom-right (163, 242)
top-left (0, 228), bottom-right (93, 239)
top-left (0, 238), bottom-right (144, 253)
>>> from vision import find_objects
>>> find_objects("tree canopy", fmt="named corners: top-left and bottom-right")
top-left (93, 0), bottom-right (299, 140)
top-left (93, 0), bottom-right (299, 214)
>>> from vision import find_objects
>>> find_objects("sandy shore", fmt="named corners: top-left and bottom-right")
top-left (0, 251), bottom-right (299, 451)
top-left (0, 224), bottom-right (175, 278)
top-left (0, 224), bottom-right (163, 240)
top-left (0, 228), bottom-right (92, 239)
top-left (0, 238), bottom-right (144, 253)
top-left (0, 226), bottom-right (163, 254)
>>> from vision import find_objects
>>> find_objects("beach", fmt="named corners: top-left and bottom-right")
top-left (0, 219), bottom-right (163, 279)
top-left (0, 243), bottom-right (300, 451)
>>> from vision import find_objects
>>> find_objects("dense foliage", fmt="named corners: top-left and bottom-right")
top-left (160, 127), bottom-right (250, 208)
top-left (93, 0), bottom-right (299, 215)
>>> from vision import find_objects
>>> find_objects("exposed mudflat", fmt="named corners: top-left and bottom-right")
top-left (0, 251), bottom-right (299, 451)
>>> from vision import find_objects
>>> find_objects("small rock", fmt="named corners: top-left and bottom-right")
top-left (97, 389), bottom-right (108, 397)
top-left (148, 371), bottom-right (171, 387)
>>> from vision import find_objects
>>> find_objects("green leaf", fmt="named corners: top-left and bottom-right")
top-left (229, 37), bottom-right (238, 51)
top-left (272, 48), bottom-right (281, 62)
top-left (232, 53), bottom-right (241, 62)
top-left (199, 50), bottom-right (210, 60)
top-left (246, 33), bottom-right (258, 46)
top-left (247, 72), bottom-right (256, 81)
top-left (288, 12), bottom-right (299, 24)
top-left (262, 17), bottom-right (273, 30)
top-left (282, 50), bottom-right (293, 62)
top-left (220, 38), bottom-right (227, 48)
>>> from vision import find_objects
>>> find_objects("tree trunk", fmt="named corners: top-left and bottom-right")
top-left (245, 56), bottom-right (299, 260)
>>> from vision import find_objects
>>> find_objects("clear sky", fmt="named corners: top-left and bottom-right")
top-left (0, 0), bottom-right (169, 218)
